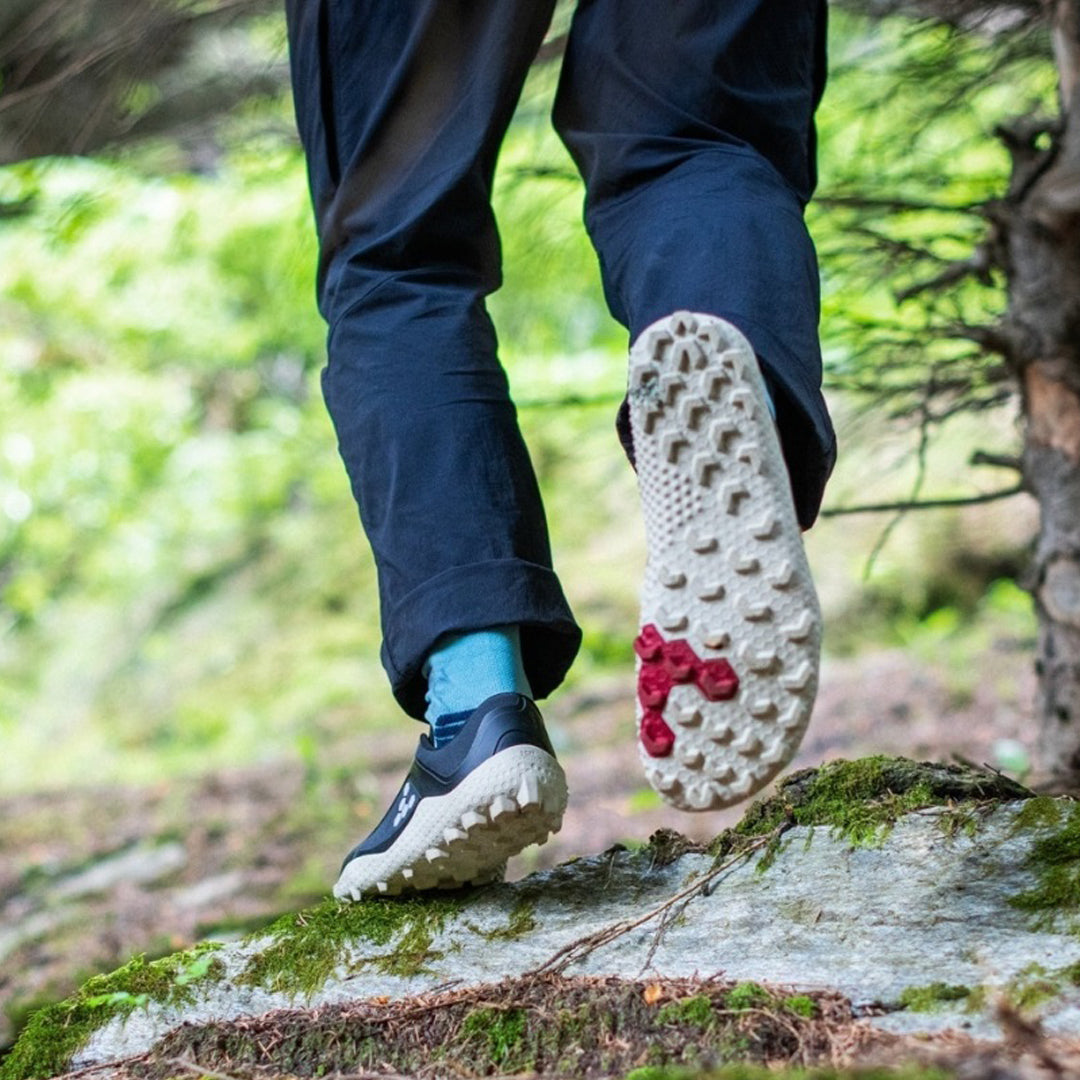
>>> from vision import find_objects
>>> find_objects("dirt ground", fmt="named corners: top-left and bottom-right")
top-left (0, 635), bottom-right (1039, 1067)
top-left (61, 975), bottom-right (1080, 1080)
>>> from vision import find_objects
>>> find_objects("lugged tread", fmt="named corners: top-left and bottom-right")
top-left (333, 745), bottom-right (567, 898)
top-left (628, 311), bottom-right (822, 811)
top-left (687, 529), bottom-right (718, 553)
top-left (698, 581), bottom-right (725, 601)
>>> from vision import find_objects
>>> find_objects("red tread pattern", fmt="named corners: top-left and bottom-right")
top-left (634, 623), bottom-right (740, 757)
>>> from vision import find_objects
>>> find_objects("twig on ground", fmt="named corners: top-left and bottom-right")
top-left (527, 827), bottom-right (786, 976)
top-left (58, 1053), bottom-right (152, 1080)
top-left (941, 753), bottom-right (1039, 802)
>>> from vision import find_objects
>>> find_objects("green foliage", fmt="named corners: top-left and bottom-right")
top-left (781, 995), bottom-right (817, 1019)
top-left (0, 945), bottom-right (224, 1080)
top-left (816, 10), bottom-right (1053, 412)
top-left (0, 118), bottom-right (628, 792)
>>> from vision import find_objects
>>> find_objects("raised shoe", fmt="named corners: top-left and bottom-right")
top-left (627, 311), bottom-right (822, 811)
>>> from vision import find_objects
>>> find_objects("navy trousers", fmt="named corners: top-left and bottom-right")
top-left (285, 0), bottom-right (836, 720)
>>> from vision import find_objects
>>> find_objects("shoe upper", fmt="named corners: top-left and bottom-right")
top-left (340, 693), bottom-right (555, 867)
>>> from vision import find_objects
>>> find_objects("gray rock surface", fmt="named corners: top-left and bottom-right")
top-left (73, 800), bottom-right (1080, 1068)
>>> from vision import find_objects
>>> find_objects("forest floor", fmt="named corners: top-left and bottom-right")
top-left (0, 633), bottom-right (1047, 1076)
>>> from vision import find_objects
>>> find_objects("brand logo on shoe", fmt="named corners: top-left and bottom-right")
top-left (393, 784), bottom-right (417, 828)
top-left (633, 624), bottom-right (740, 757)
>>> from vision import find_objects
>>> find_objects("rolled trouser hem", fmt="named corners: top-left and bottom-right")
top-left (383, 559), bottom-right (582, 720)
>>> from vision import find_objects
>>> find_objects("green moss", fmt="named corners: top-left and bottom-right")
top-left (723, 982), bottom-right (772, 1012)
top-left (898, 982), bottom-right (971, 1012)
top-left (656, 994), bottom-right (715, 1027)
top-left (995, 961), bottom-right (1080, 1012)
top-left (711, 756), bottom-right (1032, 867)
top-left (1011, 795), bottom-right (1064, 832)
top-left (484, 896), bottom-right (537, 940)
top-left (235, 895), bottom-right (464, 995)
top-left (781, 994), bottom-right (817, 1019)
top-left (1009, 800), bottom-right (1080, 931)
top-left (460, 1006), bottom-right (528, 1067)
top-left (940, 961), bottom-right (1080, 1016)
top-left (1006, 964), bottom-right (1060, 1011)
top-left (0, 945), bottom-right (224, 1080)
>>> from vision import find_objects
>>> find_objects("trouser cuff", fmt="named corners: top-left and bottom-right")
top-left (383, 559), bottom-right (582, 720)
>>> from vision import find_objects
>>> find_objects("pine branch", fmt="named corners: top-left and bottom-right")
top-left (816, 193), bottom-right (986, 215)
top-left (971, 449), bottom-right (1023, 471)
top-left (820, 485), bottom-right (1025, 517)
top-left (895, 242), bottom-right (995, 302)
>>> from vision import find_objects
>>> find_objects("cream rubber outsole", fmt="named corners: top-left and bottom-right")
top-left (629, 311), bottom-right (822, 811)
top-left (333, 745), bottom-right (567, 899)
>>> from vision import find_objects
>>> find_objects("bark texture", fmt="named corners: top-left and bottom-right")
top-left (989, 0), bottom-right (1080, 786)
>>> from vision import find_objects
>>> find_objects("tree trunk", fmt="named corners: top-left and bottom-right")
top-left (1024, 372), bottom-right (1080, 785)
top-left (995, 0), bottom-right (1080, 786)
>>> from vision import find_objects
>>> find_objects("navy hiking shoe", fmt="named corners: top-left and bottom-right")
top-left (333, 693), bottom-right (567, 899)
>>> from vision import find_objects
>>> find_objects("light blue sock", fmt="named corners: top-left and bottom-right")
top-left (423, 625), bottom-right (532, 748)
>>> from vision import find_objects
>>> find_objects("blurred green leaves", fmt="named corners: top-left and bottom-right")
top-left (0, 101), bottom-right (632, 789)
top-left (0, 8), bottom-right (1051, 791)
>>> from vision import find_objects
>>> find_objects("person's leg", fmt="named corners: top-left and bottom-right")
top-left (553, 0), bottom-right (834, 810)
top-left (286, 0), bottom-right (578, 724)
top-left (285, 0), bottom-right (571, 896)
top-left (553, 0), bottom-right (834, 523)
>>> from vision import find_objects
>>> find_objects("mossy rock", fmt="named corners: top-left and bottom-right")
top-left (235, 894), bottom-right (464, 994)
top-left (711, 755), bottom-right (1032, 862)
top-left (1009, 796), bottom-right (1080, 931)
top-left (0, 947), bottom-right (224, 1080)
top-left (2, 756), bottom-right (1055, 1079)
top-left (0, 897), bottom-right (466, 1080)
